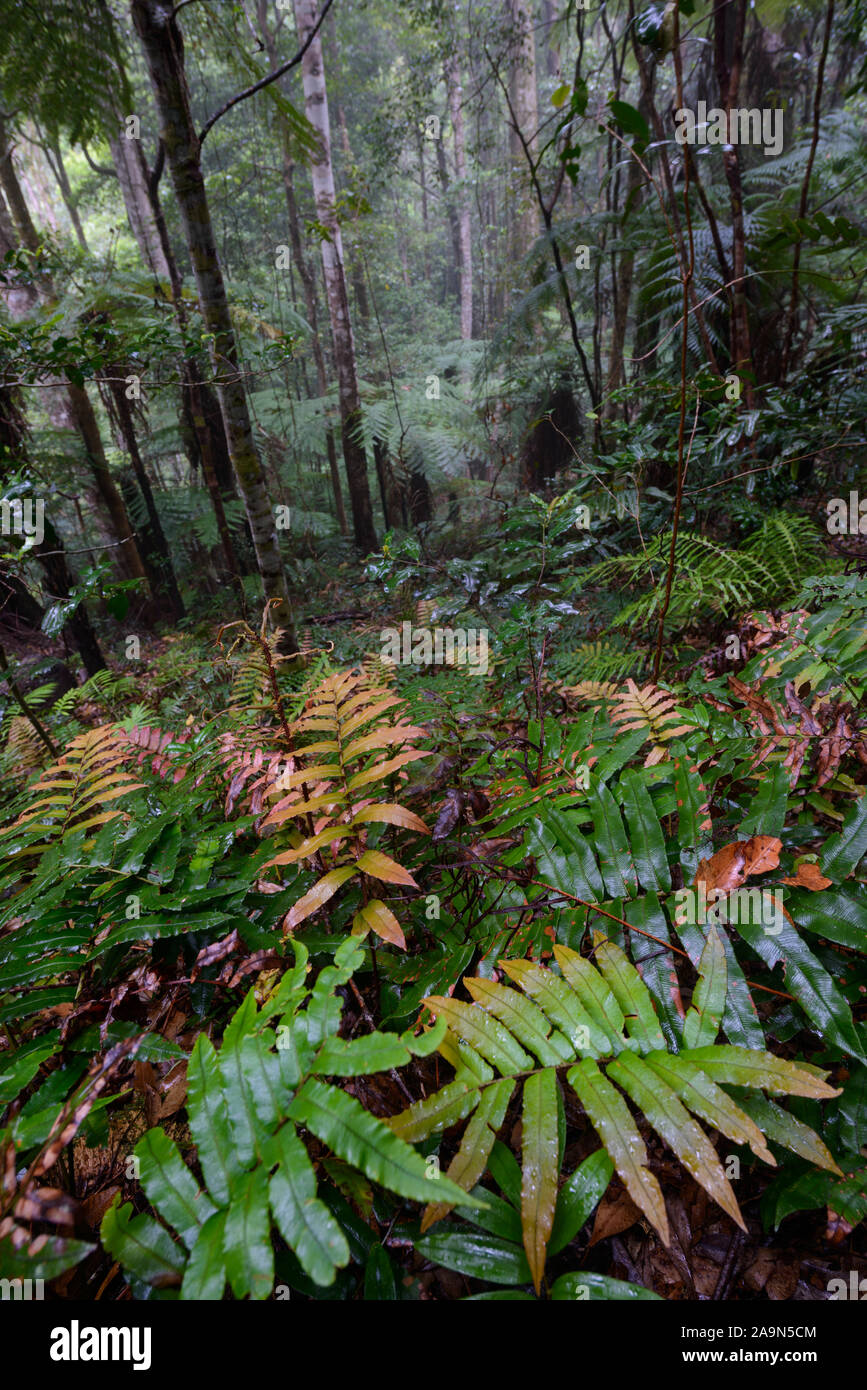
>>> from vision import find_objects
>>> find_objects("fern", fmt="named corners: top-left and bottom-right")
top-left (99, 938), bottom-right (479, 1298)
top-left (389, 931), bottom-right (840, 1293)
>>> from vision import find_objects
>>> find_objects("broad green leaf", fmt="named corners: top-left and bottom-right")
top-left (313, 1031), bottom-right (412, 1075)
top-left (730, 909), bottom-right (865, 1060)
top-left (521, 1068), bottom-right (560, 1294)
top-left (187, 1035), bottom-right (245, 1205)
top-left (567, 1058), bottom-right (669, 1245)
top-left (642, 1052), bottom-right (774, 1164)
top-left (595, 939), bottom-right (665, 1051)
top-left (180, 1210), bottom-right (227, 1301)
top-left (135, 1129), bottom-right (216, 1250)
top-left (423, 995), bottom-right (534, 1074)
top-left (683, 1045), bottom-right (840, 1098)
top-left (682, 925), bottom-right (726, 1048)
top-left (589, 784), bottom-right (633, 898)
top-left (676, 917), bottom-right (765, 1048)
top-left (0, 1233), bottom-right (94, 1282)
top-left (549, 1149), bottom-right (615, 1256)
top-left (387, 1079), bottom-right (480, 1141)
top-left (220, 1032), bottom-right (293, 1166)
top-left (821, 797), bottom-right (867, 881)
top-left (364, 1243), bottom-right (398, 1299)
top-left (500, 957), bottom-right (606, 1055)
top-left (553, 946), bottom-right (628, 1052)
top-left (620, 769), bottom-right (670, 891)
top-left (465, 1185), bottom-right (524, 1242)
top-left (289, 1078), bottom-right (482, 1207)
top-left (413, 1230), bottom-right (531, 1285)
top-left (349, 802), bottom-right (429, 833)
top-left (622, 896), bottom-right (684, 1048)
top-left (734, 1092), bottom-right (842, 1174)
top-left (463, 976), bottom-right (574, 1065)
top-left (527, 810), bottom-right (605, 901)
top-left (609, 1053), bottom-right (745, 1229)
top-left (223, 1166), bottom-right (273, 1300)
top-left (101, 1198), bottom-right (186, 1286)
top-left (268, 1122), bottom-right (349, 1286)
top-left (551, 1271), bottom-right (661, 1300)
top-left (422, 1077), bottom-right (514, 1229)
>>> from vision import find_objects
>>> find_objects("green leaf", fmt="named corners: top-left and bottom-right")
top-left (424, 1077), bottom-right (514, 1223)
top-left (387, 1079), bottom-right (480, 1142)
top-left (187, 1035), bottom-right (245, 1205)
top-left (423, 994), bottom-right (534, 1074)
top-left (289, 1078), bottom-right (482, 1207)
top-left (551, 1271), bottom-right (661, 1300)
top-left (268, 1122), bottom-right (349, 1287)
top-left (181, 1210), bottom-right (227, 1301)
top-left (501, 957), bottom-right (606, 1056)
top-left (608, 1052), bottom-right (745, 1229)
top-left (0, 1233), bottom-right (94, 1282)
top-left (414, 1230), bottom-right (531, 1285)
top-left (682, 1045), bottom-right (840, 1099)
top-left (595, 939), bottom-right (666, 1051)
top-left (135, 1129), bottom-right (216, 1250)
top-left (314, 1032), bottom-right (412, 1076)
top-left (364, 1243), bottom-right (398, 1299)
top-left (549, 1149), bottom-right (615, 1256)
top-left (608, 99), bottom-right (650, 146)
top-left (683, 925), bottom-right (726, 1048)
top-left (589, 784), bottom-right (633, 898)
top-left (567, 1058), bottom-right (669, 1245)
top-left (642, 1052), bottom-right (774, 1164)
top-left (733, 1092), bottom-right (842, 1173)
top-left (620, 770), bottom-right (670, 891)
top-left (223, 1166), bottom-right (273, 1300)
top-left (521, 1068), bottom-right (560, 1293)
top-left (821, 796), bottom-right (867, 881)
top-left (220, 1031), bottom-right (290, 1167)
top-left (464, 976), bottom-right (573, 1065)
top-left (101, 1198), bottom-right (185, 1287)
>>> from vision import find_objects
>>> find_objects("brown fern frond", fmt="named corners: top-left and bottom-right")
top-left (610, 679), bottom-right (696, 766)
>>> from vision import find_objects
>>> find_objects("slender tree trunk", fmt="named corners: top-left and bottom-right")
top-left (714, 0), bottom-right (754, 402)
top-left (132, 0), bottom-right (296, 645)
top-left (445, 57), bottom-right (473, 340)
top-left (507, 0), bottom-right (540, 262)
top-left (41, 131), bottom-right (88, 252)
top-left (0, 117), bottom-right (149, 586)
top-left (292, 0), bottom-right (376, 553)
top-left (255, 1), bottom-right (348, 536)
top-left (108, 380), bottom-right (185, 621)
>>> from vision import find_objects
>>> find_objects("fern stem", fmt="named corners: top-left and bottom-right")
top-left (0, 641), bottom-right (59, 758)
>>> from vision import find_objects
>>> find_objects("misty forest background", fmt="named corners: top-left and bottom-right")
top-left (0, 0), bottom-right (866, 1306)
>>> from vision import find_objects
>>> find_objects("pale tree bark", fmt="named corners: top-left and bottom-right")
top-left (131, 0), bottom-right (297, 645)
top-left (255, 0), bottom-right (348, 535)
top-left (0, 119), bottom-right (148, 586)
top-left (445, 56), bottom-right (473, 341)
top-left (507, 0), bottom-right (540, 262)
top-left (292, 0), bottom-right (376, 553)
top-left (110, 132), bottom-right (172, 282)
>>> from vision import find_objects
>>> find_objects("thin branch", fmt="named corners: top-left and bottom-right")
top-left (198, 0), bottom-right (336, 146)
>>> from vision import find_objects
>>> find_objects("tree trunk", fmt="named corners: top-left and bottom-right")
top-left (0, 117), bottom-right (149, 586)
top-left (714, 0), bottom-right (754, 403)
top-left (507, 0), bottom-right (540, 262)
top-left (132, 0), bottom-right (296, 645)
top-left (292, 0), bottom-right (377, 553)
top-left (255, 1), bottom-right (348, 537)
top-left (445, 57), bottom-right (473, 340)
top-left (108, 380), bottom-right (185, 621)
